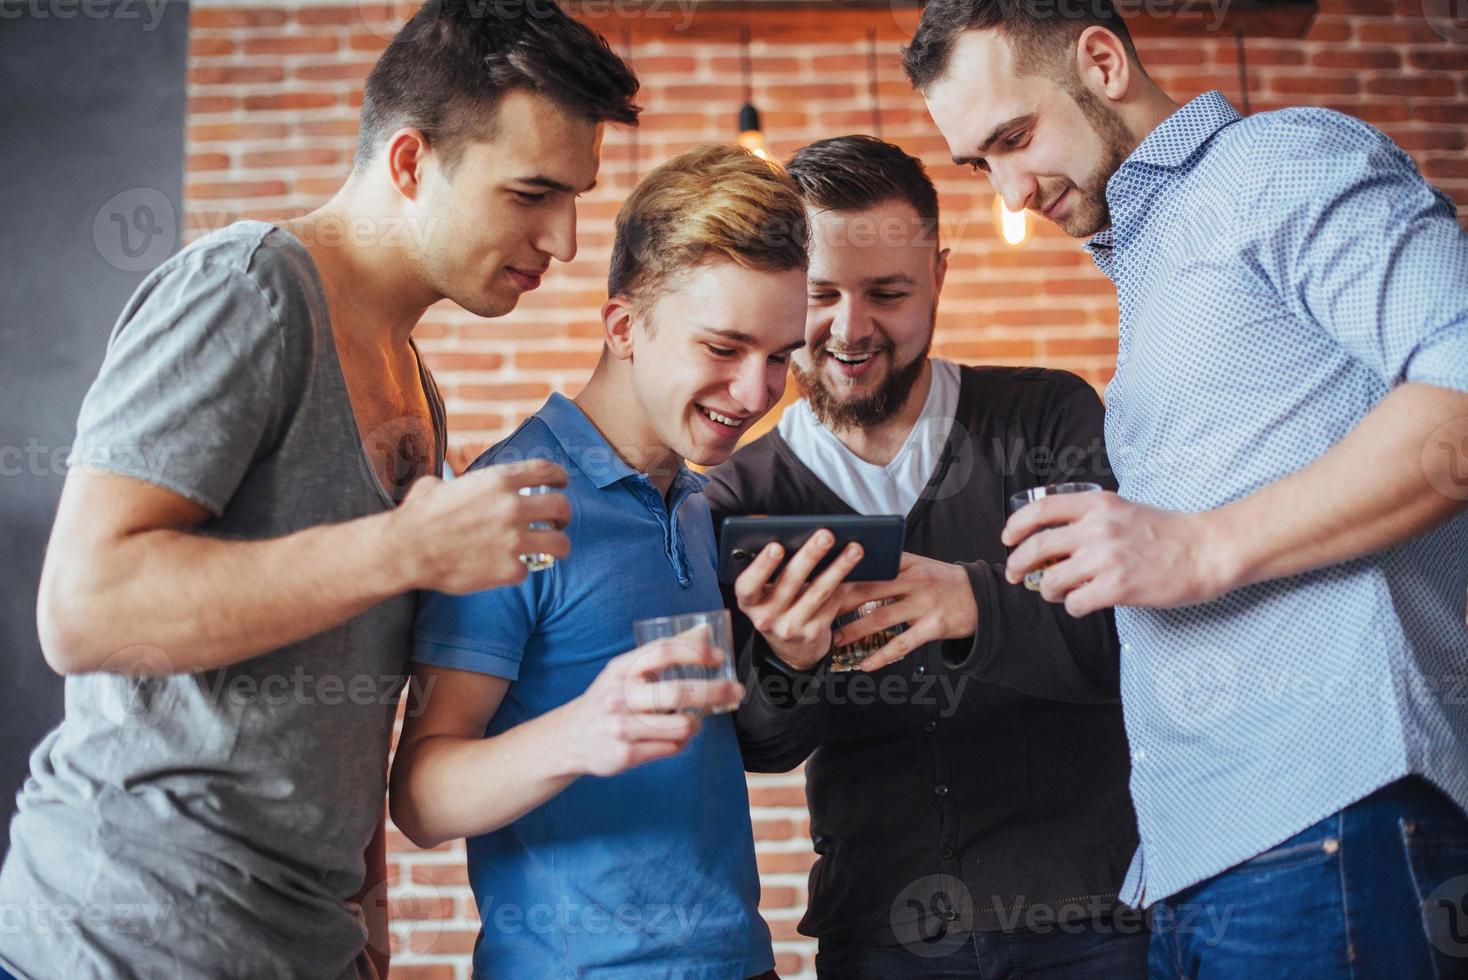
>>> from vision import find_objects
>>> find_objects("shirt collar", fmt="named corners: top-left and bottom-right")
top-left (536, 391), bottom-right (708, 495)
top-left (1085, 90), bottom-right (1240, 264)
top-left (1121, 90), bottom-right (1241, 172)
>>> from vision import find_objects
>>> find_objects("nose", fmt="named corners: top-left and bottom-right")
top-left (535, 198), bottom-right (578, 264)
top-left (989, 162), bottom-right (1037, 214)
top-left (828, 295), bottom-right (874, 350)
top-left (729, 355), bottom-right (772, 417)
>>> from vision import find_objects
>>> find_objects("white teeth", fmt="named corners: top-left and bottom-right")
top-left (829, 351), bottom-right (874, 365)
top-left (701, 407), bottom-right (740, 427)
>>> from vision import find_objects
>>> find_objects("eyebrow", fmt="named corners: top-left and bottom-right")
top-left (808, 274), bottom-right (917, 288)
top-left (515, 175), bottom-right (598, 194)
top-left (952, 113), bottom-right (1035, 167)
top-left (699, 327), bottom-right (805, 355)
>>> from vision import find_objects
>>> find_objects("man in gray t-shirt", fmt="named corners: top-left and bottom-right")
top-left (0, 4), bottom-right (639, 977)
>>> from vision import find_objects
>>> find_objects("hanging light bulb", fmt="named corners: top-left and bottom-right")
top-left (737, 103), bottom-right (769, 160)
top-left (734, 27), bottom-right (768, 160)
top-left (994, 194), bottom-right (1030, 247)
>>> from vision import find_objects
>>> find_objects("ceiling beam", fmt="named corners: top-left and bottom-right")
top-left (572, 0), bottom-right (1316, 42)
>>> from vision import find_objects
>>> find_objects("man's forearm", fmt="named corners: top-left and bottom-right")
top-left (389, 711), bottom-right (581, 848)
top-left (1209, 382), bottom-right (1468, 592)
top-left (39, 509), bottom-right (413, 675)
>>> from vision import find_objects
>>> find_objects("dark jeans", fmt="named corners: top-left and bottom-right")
top-left (815, 915), bottom-right (1150, 979)
top-left (1150, 776), bottom-right (1468, 979)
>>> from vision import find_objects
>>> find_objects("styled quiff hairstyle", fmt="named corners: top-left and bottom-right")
top-left (608, 144), bottom-right (810, 305)
top-left (902, 0), bottom-right (1143, 91)
top-left (785, 135), bottom-right (940, 238)
top-left (355, 0), bottom-right (640, 174)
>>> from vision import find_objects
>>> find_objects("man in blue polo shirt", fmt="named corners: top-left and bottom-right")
top-left (389, 145), bottom-right (818, 977)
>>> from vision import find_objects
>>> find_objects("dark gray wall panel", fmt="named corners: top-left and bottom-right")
top-left (0, 0), bottom-right (189, 858)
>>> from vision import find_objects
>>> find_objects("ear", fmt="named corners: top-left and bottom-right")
top-left (384, 127), bottom-right (432, 201)
top-left (1075, 26), bottom-right (1132, 103)
top-left (601, 295), bottom-right (638, 361)
top-left (933, 246), bottom-right (951, 299)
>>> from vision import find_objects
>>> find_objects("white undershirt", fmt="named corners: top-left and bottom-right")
top-left (776, 358), bottom-right (960, 517)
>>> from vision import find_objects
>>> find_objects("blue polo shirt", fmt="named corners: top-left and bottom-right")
top-left (412, 393), bottom-right (774, 980)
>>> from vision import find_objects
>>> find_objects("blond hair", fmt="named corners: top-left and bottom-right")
top-left (608, 143), bottom-right (808, 303)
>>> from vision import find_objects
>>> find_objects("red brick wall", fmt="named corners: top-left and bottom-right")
top-left (181, 3), bottom-right (1468, 976)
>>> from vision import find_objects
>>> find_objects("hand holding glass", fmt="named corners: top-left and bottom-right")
top-left (632, 609), bottom-right (742, 715)
top-left (1006, 482), bottom-right (1103, 590)
top-left (518, 485), bottom-right (559, 572)
top-left (830, 599), bottom-right (907, 672)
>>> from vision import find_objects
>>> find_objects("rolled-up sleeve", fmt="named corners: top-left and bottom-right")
top-left (1252, 119), bottom-right (1468, 394)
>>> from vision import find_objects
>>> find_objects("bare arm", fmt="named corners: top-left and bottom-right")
top-left (388, 637), bottom-right (740, 849)
top-left (37, 459), bottom-right (571, 676)
top-left (1004, 382), bottom-right (1468, 616)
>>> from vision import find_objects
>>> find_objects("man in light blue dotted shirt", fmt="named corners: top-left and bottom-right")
top-left (905, 1), bottom-right (1468, 977)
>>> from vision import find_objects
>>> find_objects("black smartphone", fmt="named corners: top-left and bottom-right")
top-left (717, 515), bottom-right (906, 586)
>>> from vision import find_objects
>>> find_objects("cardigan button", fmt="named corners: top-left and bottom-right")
top-left (934, 784), bottom-right (949, 797)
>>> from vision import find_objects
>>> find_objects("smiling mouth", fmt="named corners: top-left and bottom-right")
top-left (825, 349), bottom-right (881, 366)
top-left (1042, 190), bottom-right (1068, 217)
top-left (696, 404), bottom-right (748, 433)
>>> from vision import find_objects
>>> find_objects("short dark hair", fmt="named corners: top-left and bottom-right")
top-left (902, 0), bottom-right (1141, 91)
top-left (785, 135), bottom-right (940, 236)
top-left (355, 0), bottom-right (640, 173)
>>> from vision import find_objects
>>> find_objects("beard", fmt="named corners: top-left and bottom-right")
top-left (793, 318), bottom-right (935, 431)
top-left (1046, 85), bottom-right (1135, 239)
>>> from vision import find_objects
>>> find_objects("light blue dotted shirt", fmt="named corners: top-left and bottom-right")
top-left (1086, 91), bottom-right (1468, 905)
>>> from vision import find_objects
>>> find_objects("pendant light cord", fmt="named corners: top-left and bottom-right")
top-left (622, 26), bottom-right (639, 181)
top-left (867, 27), bottom-right (883, 138)
top-left (1235, 29), bottom-right (1252, 116)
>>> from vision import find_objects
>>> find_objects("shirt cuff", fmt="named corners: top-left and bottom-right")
top-left (411, 635), bottom-right (522, 680)
top-left (939, 561), bottom-right (996, 675)
top-left (1404, 325), bottom-right (1468, 395)
top-left (746, 638), bottom-right (827, 710)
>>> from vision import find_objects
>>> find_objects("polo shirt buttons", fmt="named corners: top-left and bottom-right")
top-left (940, 845), bottom-right (955, 860)
top-left (916, 662), bottom-right (926, 675)
top-left (924, 721), bottom-right (937, 733)
top-left (934, 784), bottom-right (949, 797)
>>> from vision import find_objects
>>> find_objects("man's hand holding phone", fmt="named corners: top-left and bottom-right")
top-left (732, 532), bottom-right (866, 672)
top-left (831, 553), bottom-right (978, 672)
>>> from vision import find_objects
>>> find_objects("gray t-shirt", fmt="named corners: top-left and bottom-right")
top-left (0, 221), bottom-right (444, 979)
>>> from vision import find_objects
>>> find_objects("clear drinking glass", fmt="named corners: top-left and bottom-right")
top-left (1006, 482), bottom-right (1103, 590)
top-left (518, 485), bottom-right (559, 572)
top-left (632, 609), bottom-right (741, 715)
top-left (829, 598), bottom-right (906, 673)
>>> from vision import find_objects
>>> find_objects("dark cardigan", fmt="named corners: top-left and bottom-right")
top-left (705, 364), bottom-right (1139, 942)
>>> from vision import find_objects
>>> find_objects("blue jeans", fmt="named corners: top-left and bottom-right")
top-left (815, 915), bottom-right (1150, 978)
top-left (1149, 776), bottom-right (1468, 979)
